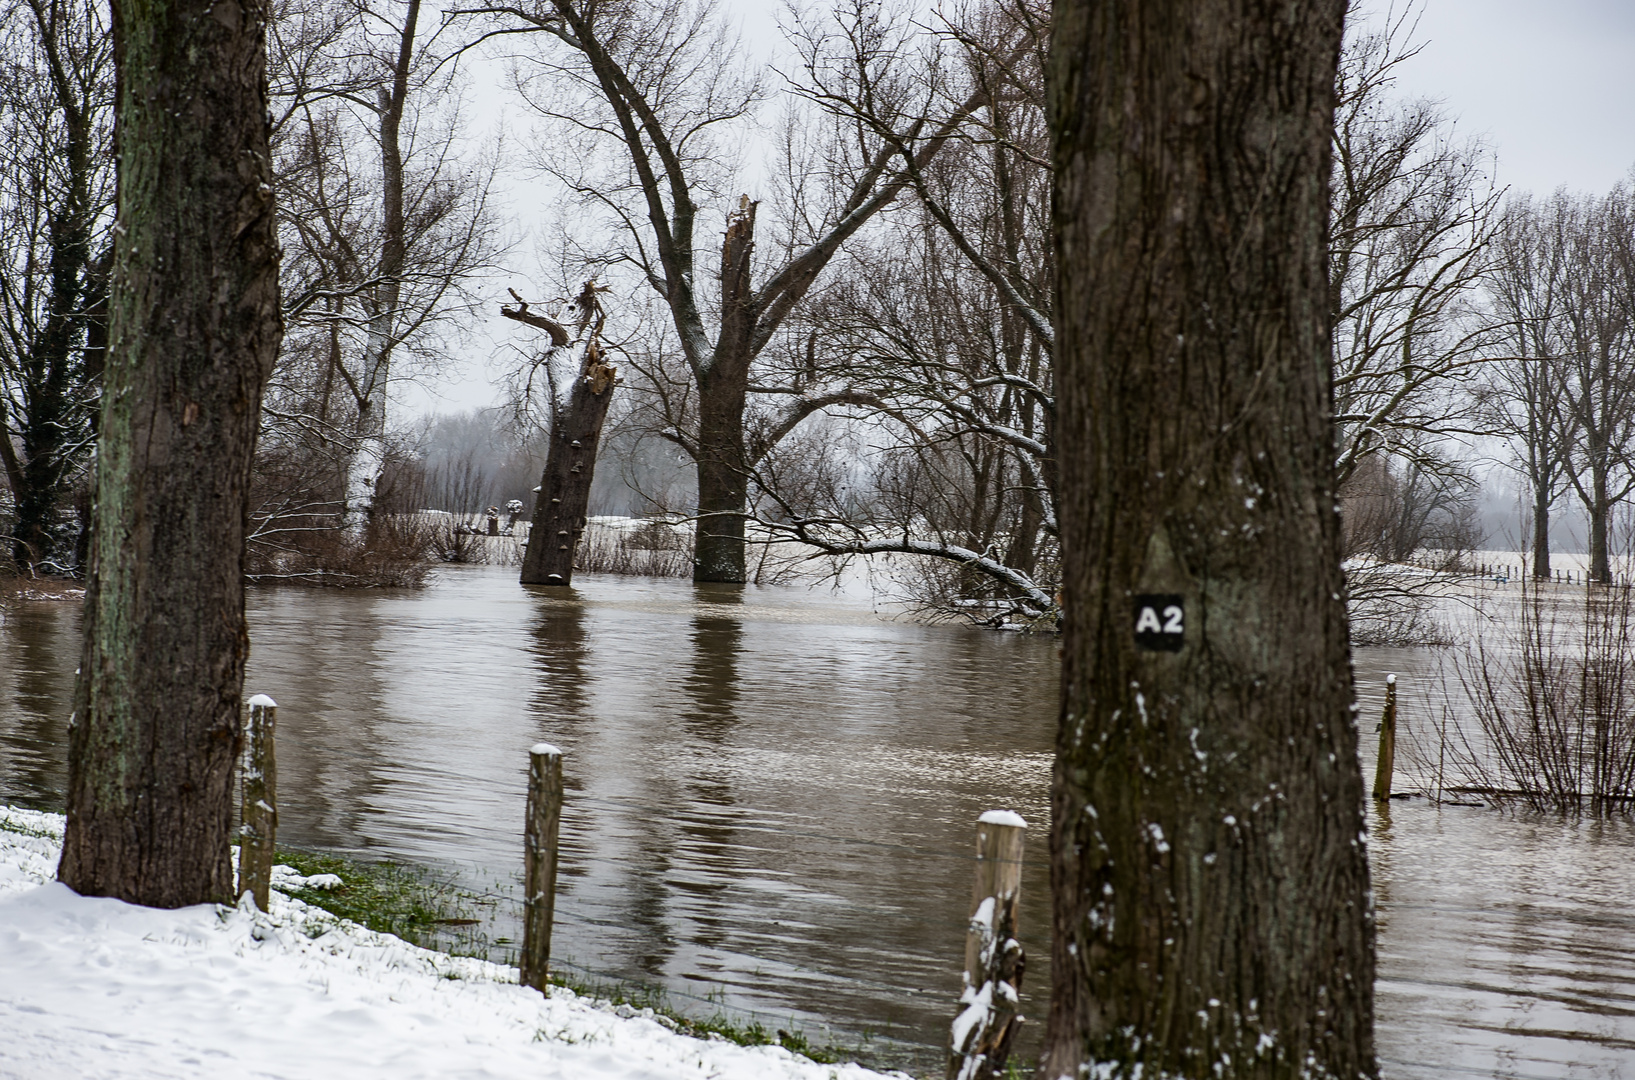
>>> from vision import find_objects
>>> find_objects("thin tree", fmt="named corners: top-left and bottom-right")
top-left (271, 0), bottom-right (502, 535)
top-left (1483, 193), bottom-right (1575, 581)
top-left (1047, 0), bottom-right (1375, 1077)
top-left (1558, 189), bottom-right (1635, 585)
top-left (57, 0), bottom-right (282, 905)
top-left (0, 0), bottom-right (114, 572)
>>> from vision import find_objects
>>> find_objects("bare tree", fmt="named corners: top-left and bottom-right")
top-left (1551, 187), bottom-right (1635, 584)
top-left (457, 0), bottom-right (988, 582)
top-left (502, 278), bottom-right (621, 584)
top-left (1482, 192), bottom-right (1577, 580)
top-left (0, 0), bottom-right (114, 572)
top-left (751, 206), bottom-right (1058, 624)
top-left (270, 0), bottom-right (504, 535)
top-left (1328, 11), bottom-right (1501, 488)
top-left (723, 0), bottom-right (1057, 621)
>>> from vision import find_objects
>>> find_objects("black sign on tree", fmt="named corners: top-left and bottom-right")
top-left (1133, 594), bottom-right (1184, 652)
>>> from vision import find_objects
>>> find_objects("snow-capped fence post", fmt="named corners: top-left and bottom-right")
top-left (1372, 674), bottom-right (1398, 801)
top-left (521, 743), bottom-right (564, 993)
top-left (948, 809), bottom-right (1026, 1080)
top-left (237, 694), bottom-right (278, 911)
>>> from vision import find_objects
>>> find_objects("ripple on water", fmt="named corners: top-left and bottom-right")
top-left (9, 570), bottom-right (1635, 1075)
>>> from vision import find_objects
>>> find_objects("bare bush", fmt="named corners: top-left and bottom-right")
top-left (1436, 580), bottom-right (1635, 815)
top-left (572, 520), bottom-right (691, 579)
top-left (245, 454), bottom-right (436, 586)
top-left (244, 511), bottom-right (436, 588)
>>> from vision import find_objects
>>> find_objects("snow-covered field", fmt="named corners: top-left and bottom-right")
top-left (0, 805), bottom-right (900, 1080)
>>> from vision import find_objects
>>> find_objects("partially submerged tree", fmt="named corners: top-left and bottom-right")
top-left (1048, 0), bottom-right (1374, 1077)
top-left (1557, 186), bottom-right (1635, 585)
top-left (746, 0), bottom-right (1059, 624)
top-left (57, 0), bottom-right (282, 903)
top-left (503, 279), bottom-right (620, 585)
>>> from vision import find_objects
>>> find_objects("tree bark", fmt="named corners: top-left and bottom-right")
top-left (57, 0), bottom-right (281, 907)
top-left (1532, 488), bottom-right (1552, 581)
top-left (693, 365), bottom-right (750, 583)
top-left (520, 340), bottom-right (618, 586)
top-left (1590, 466), bottom-right (1610, 584)
top-left (692, 197), bottom-right (757, 584)
top-left (1047, 0), bottom-right (1375, 1076)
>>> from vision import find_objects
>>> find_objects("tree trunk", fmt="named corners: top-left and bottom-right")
top-left (1532, 486), bottom-right (1551, 581)
top-left (57, 0), bottom-right (281, 906)
top-left (342, 400), bottom-right (387, 534)
top-left (693, 368), bottom-right (749, 583)
top-left (520, 343), bottom-right (618, 585)
top-left (1590, 466), bottom-right (1610, 584)
top-left (692, 197), bottom-right (758, 585)
top-left (1047, 0), bottom-right (1375, 1076)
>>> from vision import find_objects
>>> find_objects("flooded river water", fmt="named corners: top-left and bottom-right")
top-left (3, 565), bottom-right (1635, 1077)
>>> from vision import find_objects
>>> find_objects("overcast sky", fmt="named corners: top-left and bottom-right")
top-left (1364, 0), bottom-right (1635, 196)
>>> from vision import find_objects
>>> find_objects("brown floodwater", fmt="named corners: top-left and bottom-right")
top-left (2, 566), bottom-right (1634, 1077)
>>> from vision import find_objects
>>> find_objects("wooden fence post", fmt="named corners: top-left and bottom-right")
top-left (949, 809), bottom-right (1027, 1080)
top-left (522, 743), bottom-right (564, 993)
top-left (237, 694), bottom-right (278, 911)
top-left (1372, 674), bottom-right (1397, 802)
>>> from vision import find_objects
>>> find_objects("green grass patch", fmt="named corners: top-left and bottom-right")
top-left (0, 814), bottom-right (62, 841)
top-left (270, 847), bottom-right (492, 955)
top-left (544, 967), bottom-right (846, 1065)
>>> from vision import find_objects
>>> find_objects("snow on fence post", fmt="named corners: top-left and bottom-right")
top-left (1372, 675), bottom-right (1397, 802)
top-left (948, 809), bottom-right (1026, 1080)
top-left (238, 694), bottom-right (278, 911)
top-left (521, 743), bottom-right (564, 993)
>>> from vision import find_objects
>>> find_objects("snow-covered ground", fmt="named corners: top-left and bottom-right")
top-left (0, 806), bottom-right (901, 1080)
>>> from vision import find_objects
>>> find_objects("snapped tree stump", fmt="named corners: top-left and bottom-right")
top-left (506, 282), bottom-right (617, 587)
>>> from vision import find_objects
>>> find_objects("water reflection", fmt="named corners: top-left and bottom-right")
top-left (526, 586), bottom-right (590, 719)
top-left (682, 584), bottom-right (744, 742)
top-left (0, 601), bottom-right (78, 807)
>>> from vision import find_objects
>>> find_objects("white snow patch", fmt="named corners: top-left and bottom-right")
top-left (246, 694), bottom-right (278, 709)
top-left (1146, 823), bottom-right (1170, 855)
top-left (0, 806), bottom-right (897, 1080)
top-left (530, 742), bottom-right (562, 757)
top-left (978, 809), bottom-right (1026, 829)
top-left (949, 979), bottom-right (993, 1053)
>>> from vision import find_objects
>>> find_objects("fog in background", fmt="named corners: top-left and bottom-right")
top-left (399, 1), bottom-right (1635, 545)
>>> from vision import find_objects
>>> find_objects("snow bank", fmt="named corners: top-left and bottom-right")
top-left (0, 805), bottom-right (899, 1080)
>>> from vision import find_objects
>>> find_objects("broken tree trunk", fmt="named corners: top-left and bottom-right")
top-left (507, 285), bottom-right (617, 587)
